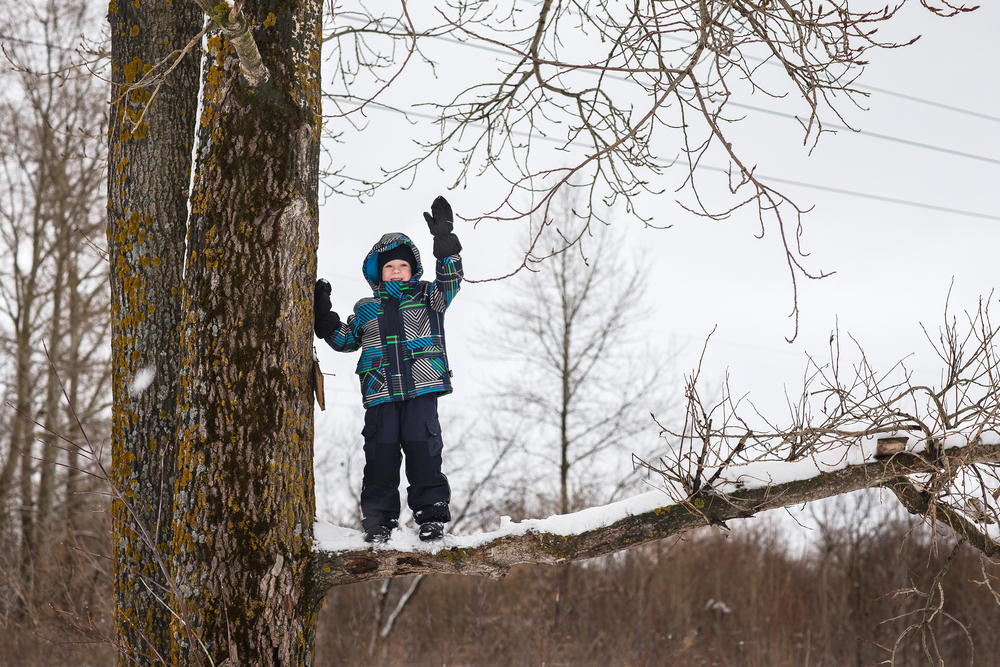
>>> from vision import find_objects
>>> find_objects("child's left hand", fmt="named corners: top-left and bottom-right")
top-left (423, 196), bottom-right (453, 237)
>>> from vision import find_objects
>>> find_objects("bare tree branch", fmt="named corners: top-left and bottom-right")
top-left (310, 440), bottom-right (1000, 591)
top-left (321, 1), bottom-right (977, 338)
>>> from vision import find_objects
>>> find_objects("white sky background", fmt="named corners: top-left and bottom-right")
top-left (312, 3), bottom-right (1000, 528)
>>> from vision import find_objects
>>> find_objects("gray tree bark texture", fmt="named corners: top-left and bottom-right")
top-left (169, 0), bottom-right (321, 663)
top-left (310, 442), bottom-right (1000, 591)
top-left (109, 1), bottom-right (321, 663)
top-left (107, 1), bottom-right (205, 664)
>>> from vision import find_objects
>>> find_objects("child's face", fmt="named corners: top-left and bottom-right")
top-left (382, 260), bottom-right (412, 282)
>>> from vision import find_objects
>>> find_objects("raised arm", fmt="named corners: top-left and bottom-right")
top-left (424, 196), bottom-right (464, 311)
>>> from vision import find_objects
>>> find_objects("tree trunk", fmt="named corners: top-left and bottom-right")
top-left (18, 409), bottom-right (35, 587)
top-left (107, 1), bottom-right (203, 662)
top-left (0, 117), bottom-right (48, 562)
top-left (168, 3), bottom-right (321, 665)
top-left (64, 252), bottom-right (82, 535)
top-left (557, 251), bottom-right (573, 517)
top-left (110, 1), bottom-right (322, 663)
top-left (11, 169), bottom-right (48, 593)
top-left (35, 194), bottom-right (69, 605)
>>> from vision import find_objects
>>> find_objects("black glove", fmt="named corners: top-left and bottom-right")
top-left (314, 279), bottom-right (340, 339)
top-left (423, 195), bottom-right (462, 260)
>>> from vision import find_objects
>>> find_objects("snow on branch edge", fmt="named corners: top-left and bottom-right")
top-left (309, 432), bottom-right (1000, 592)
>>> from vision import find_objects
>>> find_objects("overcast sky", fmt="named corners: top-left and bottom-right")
top-left (313, 3), bottom-right (1000, 514)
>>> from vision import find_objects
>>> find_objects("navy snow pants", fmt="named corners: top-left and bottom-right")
top-left (360, 393), bottom-right (451, 531)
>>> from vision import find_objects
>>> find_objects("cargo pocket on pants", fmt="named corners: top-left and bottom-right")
top-left (426, 418), bottom-right (443, 458)
top-left (361, 413), bottom-right (378, 454)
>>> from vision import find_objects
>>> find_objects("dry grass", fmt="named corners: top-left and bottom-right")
top-left (3, 510), bottom-right (999, 666)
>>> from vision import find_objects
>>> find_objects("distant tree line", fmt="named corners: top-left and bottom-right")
top-left (0, 1), bottom-right (111, 656)
top-left (316, 509), bottom-right (1000, 667)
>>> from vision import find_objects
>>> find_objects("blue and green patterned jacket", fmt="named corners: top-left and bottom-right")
top-left (323, 232), bottom-right (463, 407)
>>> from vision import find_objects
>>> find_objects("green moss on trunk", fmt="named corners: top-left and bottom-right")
top-left (170, 3), bottom-right (322, 665)
top-left (108, 2), bottom-right (203, 664)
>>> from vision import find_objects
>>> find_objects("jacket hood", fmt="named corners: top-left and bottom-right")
top-left (362, 233), bottom-right (424, 290)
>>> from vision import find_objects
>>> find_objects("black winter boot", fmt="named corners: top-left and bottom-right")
top-left (364, 525), bottom-right (393, 544)
top-left (418, 522), bottom-right (444, 542)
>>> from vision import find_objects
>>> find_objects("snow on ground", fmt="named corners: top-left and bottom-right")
top-left (313, 428), bottom-right (1000, 554)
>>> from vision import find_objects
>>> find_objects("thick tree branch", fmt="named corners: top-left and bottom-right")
top-left (309, 441), bottom-right (1000, 594)
top-left (222, 13), bottom-right (270, 88)
top-left (887, 475), bottom-right (1000, 559)
top-left (194, 0), bottom-right (270, 89)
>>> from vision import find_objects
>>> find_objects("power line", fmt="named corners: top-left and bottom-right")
top-left (851, 83), bottom-right (1000, 124)
top-left (541, 2), bottom-right (1000, 125)
top-left (348, 100), bottom-right (1000, 223)
top-left (725, 101), bottom-right (1000, 166)
top-left (327, 13), bottom-right (1000, 219)
top-left (698, 165), bottom-right (1000, 222)
top-left (330, 11), bottom-right (1000, 126)
top-left (400, 28), bottom-right (1000, 167)
top-left (653, 32), bottom-right (1000, 125)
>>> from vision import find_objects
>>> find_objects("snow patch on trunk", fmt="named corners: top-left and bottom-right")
top-left (128, 365), bottom-right (156, 395)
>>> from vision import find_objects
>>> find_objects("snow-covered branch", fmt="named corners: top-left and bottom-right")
top-left (645, 299), bottom-right (1000, 548)
top-left (309, 438), bottom-right (1000, 592)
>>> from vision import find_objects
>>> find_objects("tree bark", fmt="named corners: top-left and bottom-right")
top-left (9, 139), bottom-right (49, 589)
top-left (107, 1), bottom-right (203, 662)
top-left (169, 2), bottom-right (321, 665)
top-left (310, 442), bottom-right (1000, 590)
top-left (35, 190), bottom-right (69, 604)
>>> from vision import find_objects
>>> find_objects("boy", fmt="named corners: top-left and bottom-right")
top-left (314, 196), bottom-right (463, 543)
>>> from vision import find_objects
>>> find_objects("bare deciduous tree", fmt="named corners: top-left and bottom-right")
top-left (0, 0), bottom-right (110, 622)
top-left (488, 189), bottom-right (679, 515)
